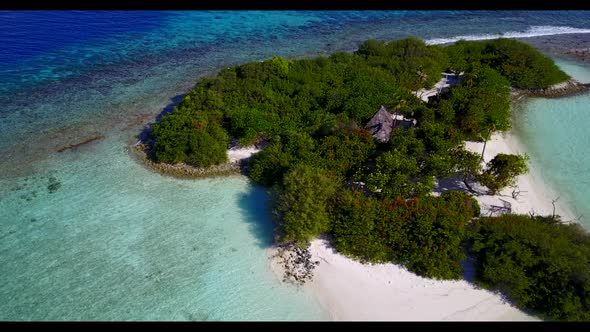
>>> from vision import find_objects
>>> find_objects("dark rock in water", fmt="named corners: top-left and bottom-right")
top-left (56, 135), bottom-right (104, 153)
top-left (47, 180), bottom-right (61, 193)
top-left (184, 310), bottom-right (209, 321)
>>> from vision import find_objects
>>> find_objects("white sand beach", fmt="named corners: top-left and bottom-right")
top-left (461, 131), bottom-right (576, 220)
top-left (269, 130), bottom-right (577, 321)
top-left (305, 238), bottom-right (537, 321)
top-left (227, 145), bottom-right (261, 163)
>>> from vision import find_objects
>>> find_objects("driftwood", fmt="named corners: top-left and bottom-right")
top-left (488, 198), bottom-right (512, 216)
top-left (57, 135), bottom-right (104, 153)
top-left (511, 187), bottom-right (527, 200)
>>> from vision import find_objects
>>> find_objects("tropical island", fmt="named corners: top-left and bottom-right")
top-left (134, 37), bottom-right (590, 321)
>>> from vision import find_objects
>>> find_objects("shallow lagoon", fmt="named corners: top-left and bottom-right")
top-left (513, 59), bottom-right (590, 228)
top-left (2, 11), bottom-right (590, 320)
top-left (0, 136), bottom-right (328, 320)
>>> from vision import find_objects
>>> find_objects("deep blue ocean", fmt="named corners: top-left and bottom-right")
top-left (1, 11), bottom-right (590, 320)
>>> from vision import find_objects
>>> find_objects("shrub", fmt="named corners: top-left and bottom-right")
top-left (471, 214), bottom-right (590, 320)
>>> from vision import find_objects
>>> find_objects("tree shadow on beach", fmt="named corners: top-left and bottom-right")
top-left (434, 173), bottom-right (488, 197)
top-left (435, 175), bottom-right (469, 193)
top-left (235, 182), bottom-right (275, 249)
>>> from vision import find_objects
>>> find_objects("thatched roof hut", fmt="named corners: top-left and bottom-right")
top-left (364, 105), bottom-right (417, 143)
top-left (364, 106), bottom-right (393, 143)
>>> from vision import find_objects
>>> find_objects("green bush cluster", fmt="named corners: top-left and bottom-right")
top-left (331, 189), bottom-right (480, 279)
top-left (445, 38), bottom-right (570, 89)
top-left (477, 153), bottom-right (529, 194)
top-left (472, 215), bottom-right (590, 321)
top-left (431, 63), bottom-right (511, 141)
top-left (272, 163), bottom-right (340, 247)
top-left (152, 113), bottom-right (229, 167)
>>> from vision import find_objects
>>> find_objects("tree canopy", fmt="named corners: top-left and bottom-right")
top-left (472, 215), bottom-right (590, 321)
top-left (445, 38), bottom-right (570, 89)
top-left (145, 36), bottom-right (588, 320)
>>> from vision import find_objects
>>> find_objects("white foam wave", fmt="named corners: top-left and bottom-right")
top-left (425, 25), bottom-right (590, 45)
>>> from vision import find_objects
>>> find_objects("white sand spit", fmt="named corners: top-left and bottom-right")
top-left (303, 238), bottom-right (538, 321)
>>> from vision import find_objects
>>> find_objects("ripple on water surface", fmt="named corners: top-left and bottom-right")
top-left (0, 138), bottom-right (327, 320)
top-left (512, 59), bottom-right (590, 228)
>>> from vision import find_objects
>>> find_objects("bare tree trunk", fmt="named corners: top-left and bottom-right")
top-left (480, 139), bottom-right (488, 164)
top-left (552, 196), bottom-right (560, 219)
top-left (480, 127), bottom-right (493, 164)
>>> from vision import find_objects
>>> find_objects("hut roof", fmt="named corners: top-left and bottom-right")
top-left (364, 105), bottom-right (417, 143)
top-left (365, 106), bottom-right (394, 143)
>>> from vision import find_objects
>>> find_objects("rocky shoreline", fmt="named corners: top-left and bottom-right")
top-left (511, 79), bottom-right (590, 99)
top-left (269, 241), bottom-right (320, 286)
top-left (130, 142), bottom-right (242, 179)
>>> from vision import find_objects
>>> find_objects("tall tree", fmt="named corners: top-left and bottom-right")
top-left (477, 153), bottom-right (529, 194)
top-left (273, 163), bottom-right (340, 247)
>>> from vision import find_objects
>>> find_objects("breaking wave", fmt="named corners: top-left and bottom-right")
top-left (425, 25), bottom-right (590, 45)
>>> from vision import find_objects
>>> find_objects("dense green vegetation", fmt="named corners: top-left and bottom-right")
top-left (430, 63), bottom-right (511, 141)
top-left (472, 215), bottom-right (590, 321)
top-left (272, 163), bottom-right (340, 246)
top-left (150, 37), bottom-right (569, 168)
top-left (151, 107), bottom-right (229, 167)
top-left (331, 189), bottom-right (480, 279)
top-left (445, 38), bottom-right (570, 89)
top-left (147, 36), bottom-right (589, 319)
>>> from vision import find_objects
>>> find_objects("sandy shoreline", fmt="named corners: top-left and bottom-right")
top-left (462, 131), bottom-right (576, 221)
top-left (303, 238), bottom-right (537, 321)
top-left (269, 130), bottom-right (578, 321)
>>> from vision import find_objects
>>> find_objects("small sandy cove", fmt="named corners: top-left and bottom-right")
top-left (227, 145), bottom-right (261, 163)
top-left (269, 131), bottom-right (576, 321)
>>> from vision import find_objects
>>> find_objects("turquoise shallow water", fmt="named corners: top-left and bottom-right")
top-left (513, 59), bottom-right (590, 227)
top-left (0, 137), bottom-right (327, 320)
top-left (2, 11), bottom-right (590, 320)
